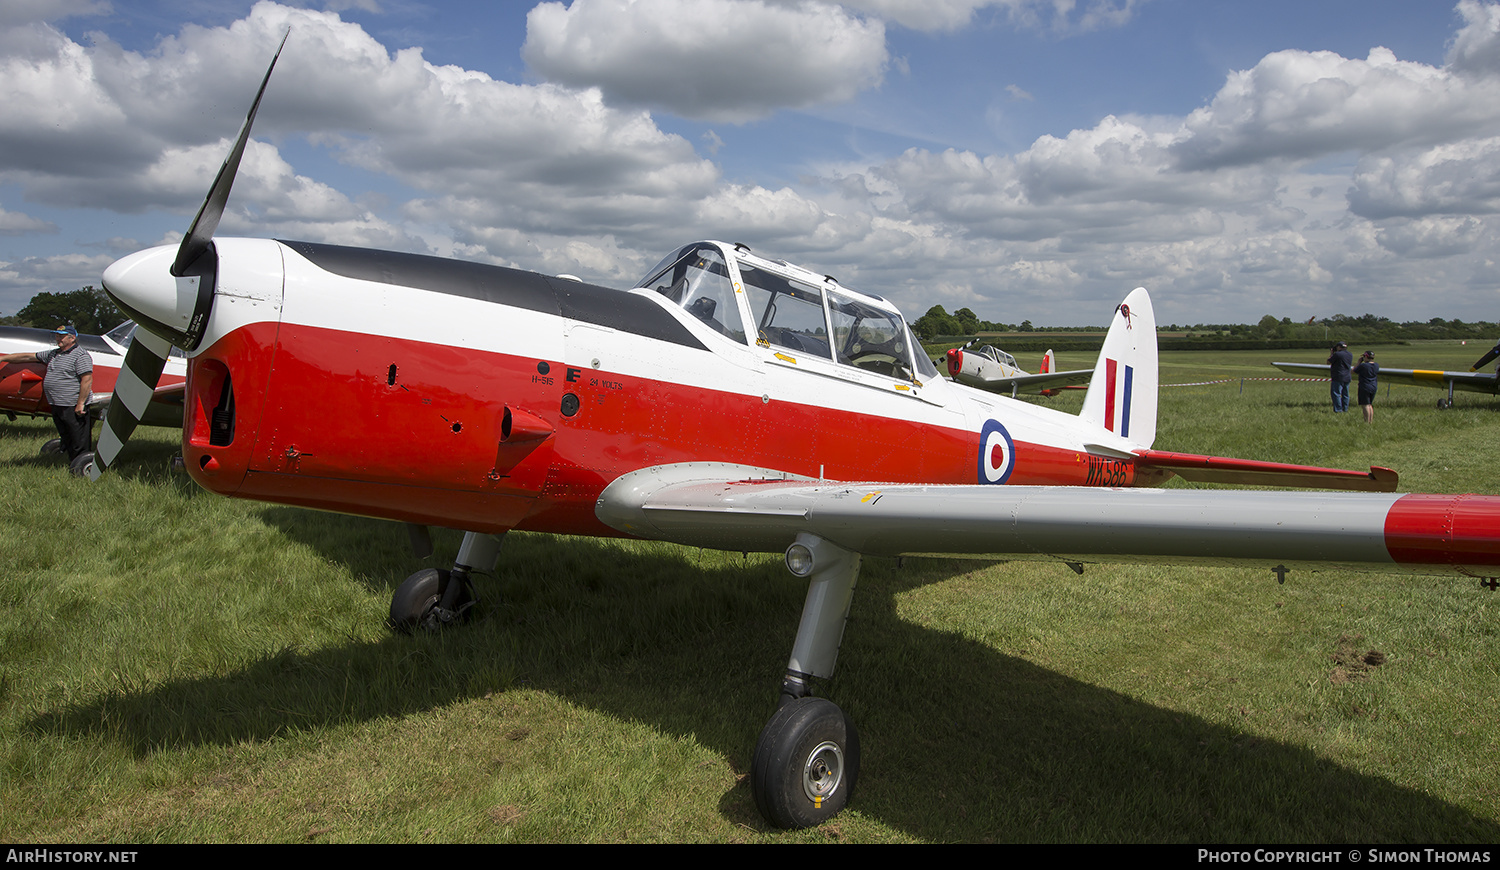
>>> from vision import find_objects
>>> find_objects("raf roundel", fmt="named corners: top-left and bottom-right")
top-left (978, 420), bottom-right (1016, 485)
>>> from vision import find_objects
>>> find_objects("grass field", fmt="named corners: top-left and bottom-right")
top-left (1, 344), bottom-right (1497, 843)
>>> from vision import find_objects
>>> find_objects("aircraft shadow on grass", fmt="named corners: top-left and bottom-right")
top-left (27, 513), bottom-right (1500, 842)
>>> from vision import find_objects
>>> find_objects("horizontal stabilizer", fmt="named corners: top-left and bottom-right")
top-left (1134, 450), bottom-right (1398, 492)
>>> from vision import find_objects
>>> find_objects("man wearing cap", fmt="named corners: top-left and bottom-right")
top-left (0, 325), bottom-right (94, 466)
top-left (1327, 340), bottom-right (1353, 412)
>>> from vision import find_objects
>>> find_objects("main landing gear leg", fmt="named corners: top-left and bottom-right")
top-left (388, 531), bottom-right (505, 633)
top-left (751, 532), bottom-right (862, 830)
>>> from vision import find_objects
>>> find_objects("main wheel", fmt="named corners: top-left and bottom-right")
top-left (69, 451), bottom-right (94, 478)
top-left (1438, 398), bottom-right (1451, 409)
top-left (40, 438), bottom-right (62, 456)
top-left (388, 568), bottom-right (474, 633)
top-left (751, 697), bottom-right (860, 829)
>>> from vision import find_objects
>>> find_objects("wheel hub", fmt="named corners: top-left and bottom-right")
top-left (418, 599), bottom-right (473, 632)
top-left (802, 740), bottom-right (844, 803)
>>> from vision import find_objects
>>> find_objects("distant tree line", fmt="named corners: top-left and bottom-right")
top-left (912, 304), bottom-right (1500, 345)
top-left (1163, 313), bottom-right (1500, 345)
top-left (1, 287), bottom-right (121, 335)
top-left (911, 304), bottom-right (1101, 338)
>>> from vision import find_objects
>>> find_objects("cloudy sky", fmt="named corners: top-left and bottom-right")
top-left (3, 0), bottom-right (1499, 327)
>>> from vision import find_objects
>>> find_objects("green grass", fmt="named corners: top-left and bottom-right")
top-left (2, 345), bottom-right (1498, 842)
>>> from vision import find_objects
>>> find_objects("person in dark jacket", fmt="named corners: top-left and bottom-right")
top-left (1327, 341), bottom-right (1353, 412)
top-left (1353, 350), bottom-right (1379, 424)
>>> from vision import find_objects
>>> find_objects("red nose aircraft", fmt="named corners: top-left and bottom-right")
top-left (86, 42), bottom-right (1500, 830)
top-left (945, 342), bottom-right (1092, 396)
top-left (0, 321), bottom-right (186, 431)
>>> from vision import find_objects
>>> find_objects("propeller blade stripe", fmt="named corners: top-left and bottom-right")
top-left (95, 420), bottom-right (127, 467)
top-left (90, 339), bottom-right (169, 478)
top-left (112, 374), bottom-right (154, 420)
top-left (128, 328), bottom-right (173, 364)
top-left (113, 330), bottom-right (172, 418)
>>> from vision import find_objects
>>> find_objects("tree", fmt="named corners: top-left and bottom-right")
top-left (913, 304), bottom-right (961, 339)
top-left (15, 286), bottom-right (120, 335)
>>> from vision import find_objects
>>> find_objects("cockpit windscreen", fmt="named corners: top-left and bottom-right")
top-left (640, 244), bottom-right (747, 342)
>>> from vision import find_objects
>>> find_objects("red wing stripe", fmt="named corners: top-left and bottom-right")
top-left (1384, 493), bottom-right (1500, 572)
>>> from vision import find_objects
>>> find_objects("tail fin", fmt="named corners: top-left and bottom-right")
top-left (1040, 348), bottom-right (1055, 374)
top-left (1080, 287), bottom-right (1157, 448)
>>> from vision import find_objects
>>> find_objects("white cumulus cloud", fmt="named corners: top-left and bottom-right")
top-left (523, 0), bottom-right (888, 122)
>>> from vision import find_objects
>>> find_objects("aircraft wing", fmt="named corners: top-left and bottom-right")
top-left (955, 368), bottom-right (1094, 395)
top-left (84, 381), bottom-right (186, 429)
top-left (1271, 362), bottom-right (1500, 395)
top-left (597, 463), bottom-right (1500, 578)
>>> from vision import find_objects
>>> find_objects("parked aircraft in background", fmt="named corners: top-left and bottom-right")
top-left (1271, 360), bottom-right (1499, 409)
top-left (0, 321), bottom-right (187, 431)
top-left (82, 40), bottom-right (1500, 830)
top-left (946, 342), bottom-right (1092, 396)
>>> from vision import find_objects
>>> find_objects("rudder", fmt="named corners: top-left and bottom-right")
top-left (1079, 288), bottom-right (1157, 448)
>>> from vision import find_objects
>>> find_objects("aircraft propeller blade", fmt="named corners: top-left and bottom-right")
top-left (93, 32), bottom-right (287, 478)
top-left (87, 331), bottom-right (171, 481)
top-left (172, 30), bottom-right (288, 279)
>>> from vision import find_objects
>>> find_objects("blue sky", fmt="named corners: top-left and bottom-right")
top-left (3, 0), bottom-right (1498, 327)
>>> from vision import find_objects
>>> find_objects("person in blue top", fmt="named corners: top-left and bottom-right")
top-left (1353, 350), bottom-right (1379, 424)
top-left (1327, 340), bottom-right (1353, 412)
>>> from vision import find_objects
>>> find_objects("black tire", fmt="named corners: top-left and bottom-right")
top-left (1437, 398), bottom-right (1451, 410)
top-left (69, 452), bottom-right (95, 478)
top-left (388, 568), bottom-right (473, 634)
top-left (751, 697), bottom-right (860, 829)
top-left (40, 438), bottom-right (62, 456)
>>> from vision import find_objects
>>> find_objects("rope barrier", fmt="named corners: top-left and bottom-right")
top-left (1162, 377), bottom-right (1326, 387)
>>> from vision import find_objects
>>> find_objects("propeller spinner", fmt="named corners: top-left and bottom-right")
top-left (91, 33), bottom-right (288, 480)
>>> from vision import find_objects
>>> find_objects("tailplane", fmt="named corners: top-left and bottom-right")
top-left (1080, 287), bottom-right (1158, 448)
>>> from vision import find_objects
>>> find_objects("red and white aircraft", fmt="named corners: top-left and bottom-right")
top-left (0, 321), bottom-right (186, 453)
top-left (86, 44), bottom-right (1500, 830)
top-left (945, 342), bottom-right (1092, 396)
